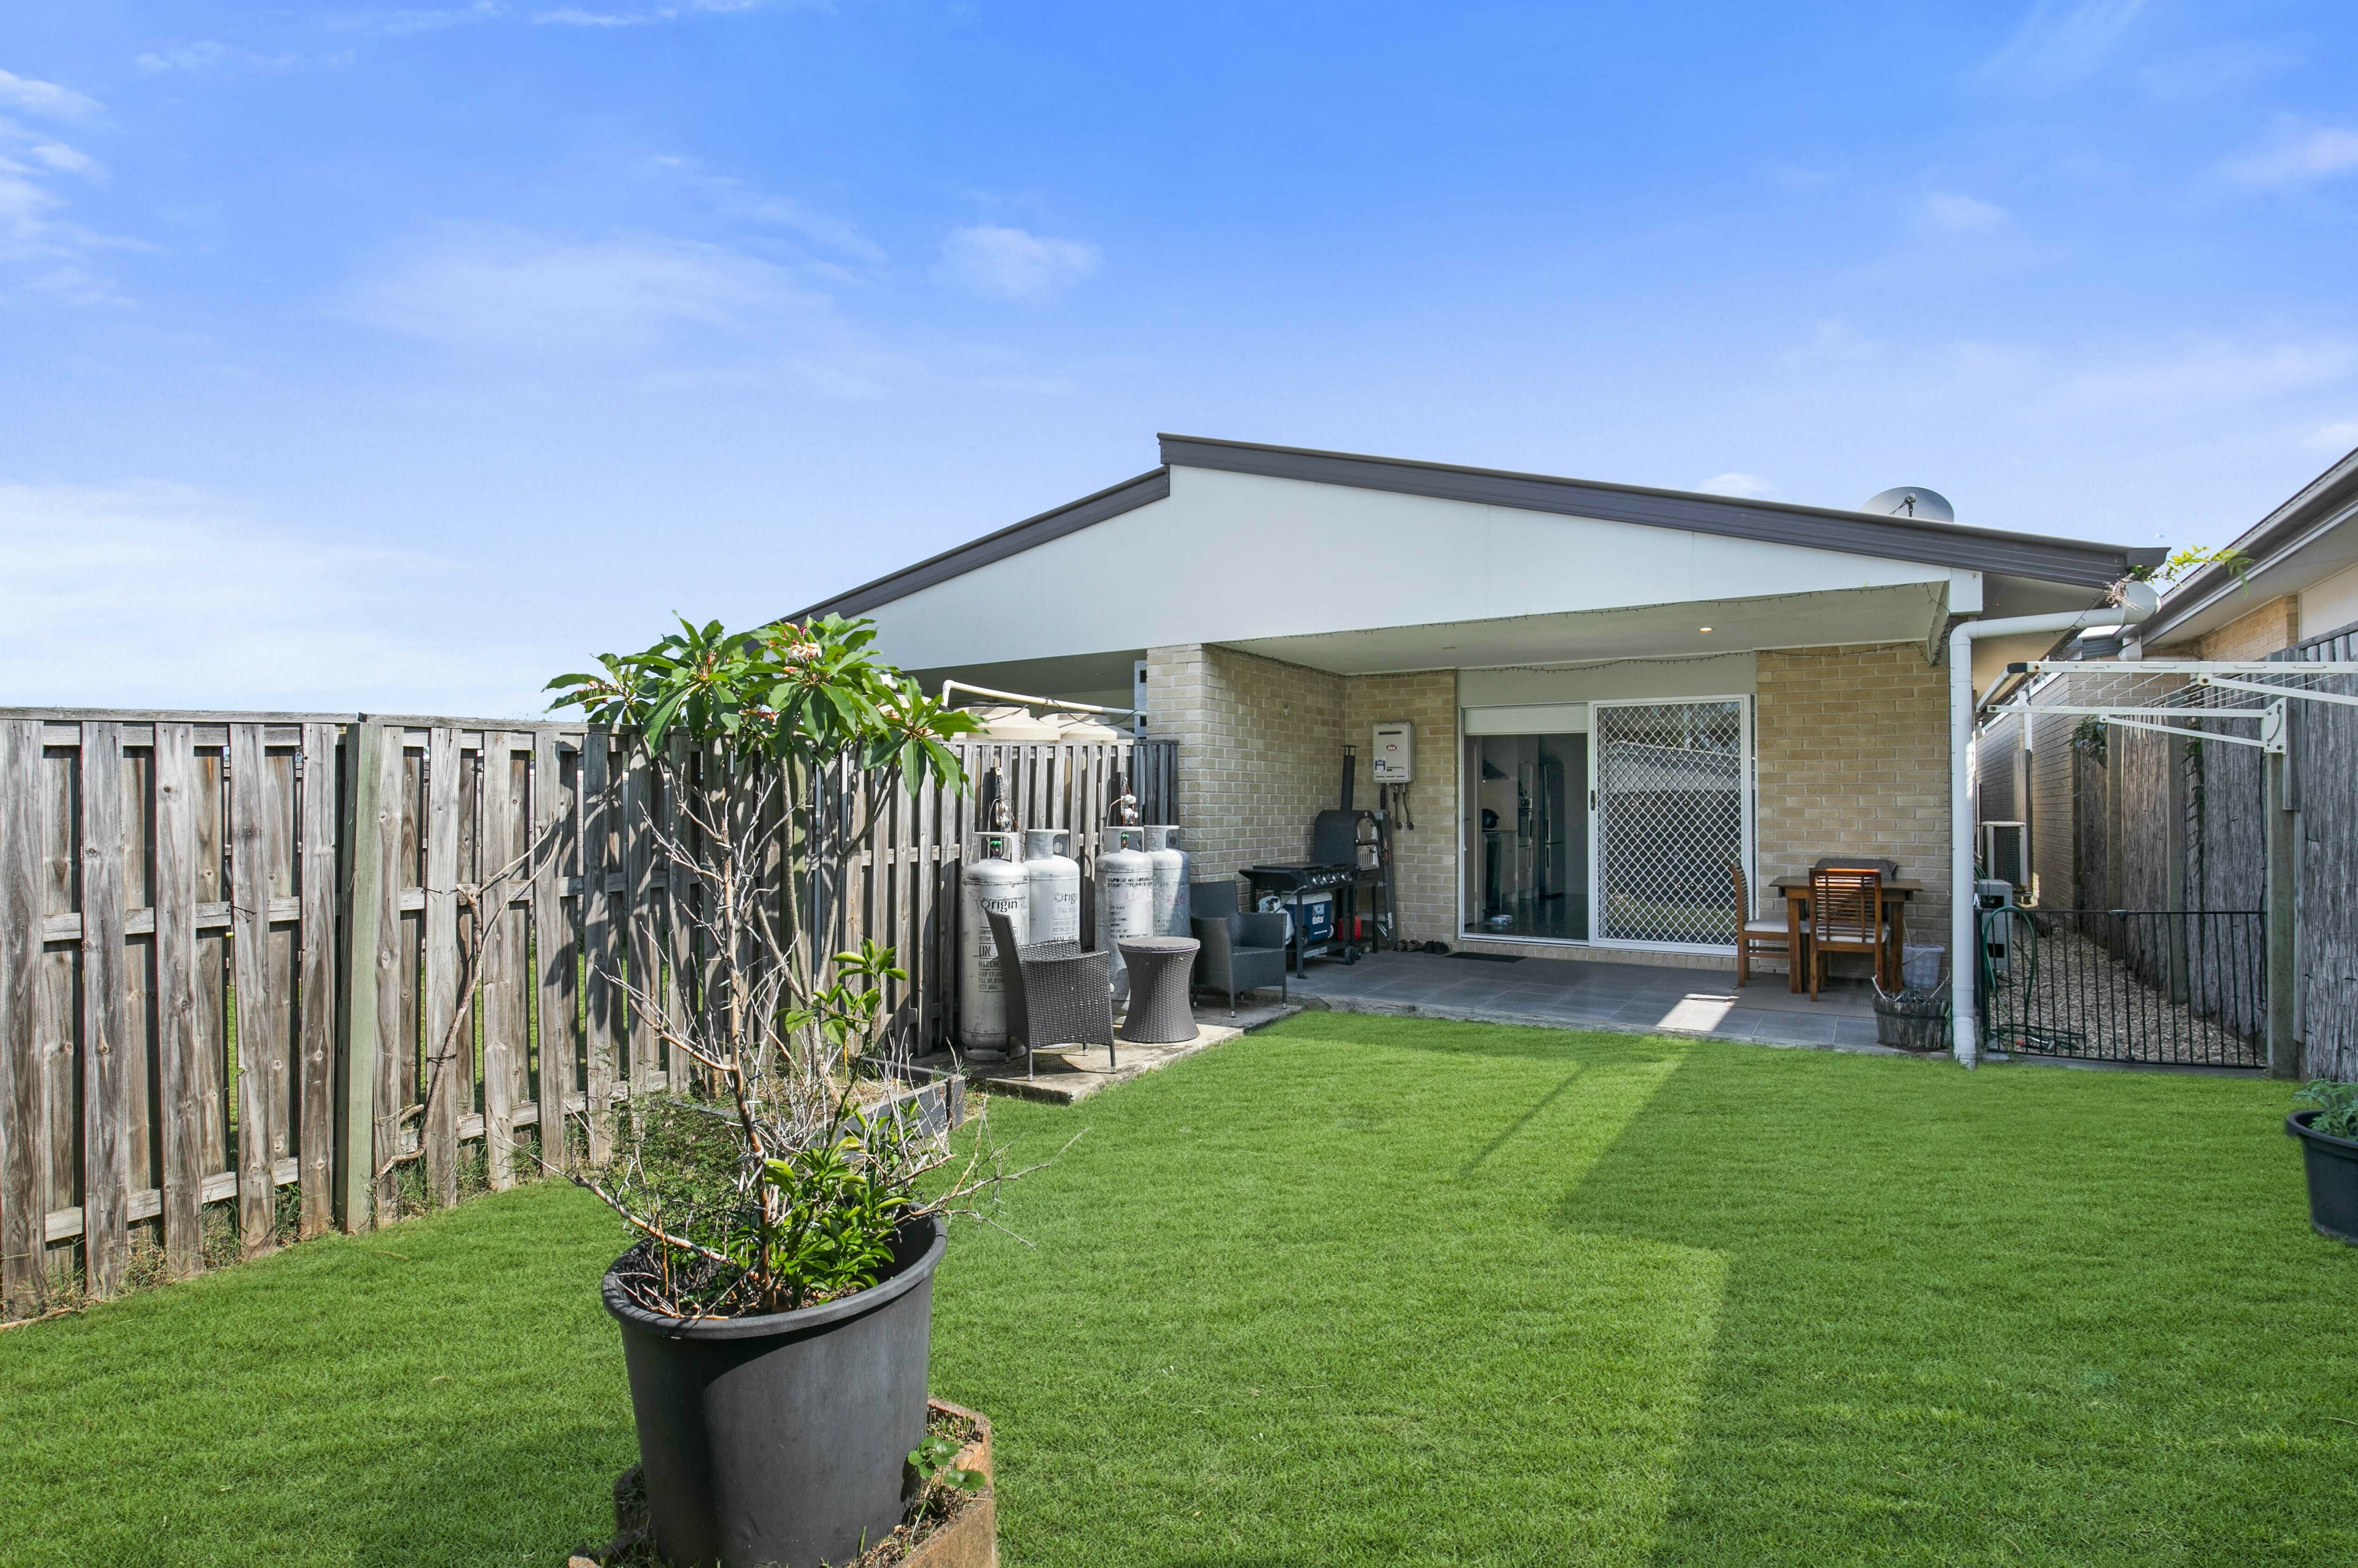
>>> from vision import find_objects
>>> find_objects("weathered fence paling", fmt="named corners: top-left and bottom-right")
top-left (0, 711), bottom-right (1175, 1317)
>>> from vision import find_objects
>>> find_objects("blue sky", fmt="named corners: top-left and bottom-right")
top-left (4, 0), bottom-right (2355, 714)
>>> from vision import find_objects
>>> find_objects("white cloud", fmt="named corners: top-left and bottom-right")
top-left (26, 140), bottom-right (100, 177)
top-left (0, 115), bottom-right (121, 292)
top-left (2044, 337), bottom-right (2354, 418)
top-left (644, 156), bottom-right (886, 264)
top-left (534, 7), bottom-right (659, 22)
top-left (935, 224), bottom-right (1100, 301)
top-left (2218, 121), bottom-right (2358, 191)
top-left (134, 41), bottom-right (300, 75)
top-left (331, 2), bottom-right (505, 37)
top-left (0, 68), bottom-right (102, 122)
top-left (352, 236), bottom-right (821, 353)
top-left (2134, 39), bottom-right (2298, 104)
top-left (1979, 0), bottom-right (2150, 91)
top-left (0, 482), bottom-right (550, 714)
top-left (1923, 191), bottom-right (2007, 232)
top-left (1787, 319), bottom-right (1883, 365)
top-left (2308, 418), bottom-right (2358, 454)
top-left (1696, 472), bottom-right (1774, 499)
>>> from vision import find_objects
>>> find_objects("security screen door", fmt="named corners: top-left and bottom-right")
top-left (1591, 698), bottom-right (1749, 946)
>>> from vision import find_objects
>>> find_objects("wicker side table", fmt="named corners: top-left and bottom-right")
top-left (1117, 936), bottom-right (1201, 1045)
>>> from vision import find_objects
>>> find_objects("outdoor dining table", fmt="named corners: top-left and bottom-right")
top-left (1771, 874), bottom-right (1923, 994)
top-left (1117, 935), bottom-right (1202, 1045)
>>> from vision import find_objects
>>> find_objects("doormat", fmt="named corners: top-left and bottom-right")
top-left (1449, 952), bottom-right (1525, 963)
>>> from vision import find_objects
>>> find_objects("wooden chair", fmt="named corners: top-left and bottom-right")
top-left (1732, 863), bottom-right (1796, 987)
top-left (1807, 867), bottom-right (1885, 1000)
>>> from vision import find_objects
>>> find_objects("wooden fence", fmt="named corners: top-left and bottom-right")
top-left (0, 710), bottom-right (1172, 1318)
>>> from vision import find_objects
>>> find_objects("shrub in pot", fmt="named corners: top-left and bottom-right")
top-left (2287, 1080), bottom-right (2358, 1246)
top-left (550, 617), bottom-right (1021, 1568)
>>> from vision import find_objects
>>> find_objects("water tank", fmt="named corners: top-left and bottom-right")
top-left (1045, 710), bottom-right (1124, 742)
top-left (1022, 828), bottom-right (1081, 945)
top-left (1093, 826), bottom-right (1155, 1002)
top-left (960, 704), bottom-right (1058, 741)
top-left (959, 831), bottom-right (1029, 1054)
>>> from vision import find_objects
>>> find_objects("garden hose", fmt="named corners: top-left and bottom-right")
top-left (1978, 905), bottom-right (2087, 1055)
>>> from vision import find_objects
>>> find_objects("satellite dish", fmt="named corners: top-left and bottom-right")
top-left (1862, 486), bottom-right (1954, 523)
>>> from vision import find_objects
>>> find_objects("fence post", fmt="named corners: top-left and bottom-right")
top-left (2264, 745), bottom-right (2299, 1080)
top-left (336, 720), bottom-right (384, 1232)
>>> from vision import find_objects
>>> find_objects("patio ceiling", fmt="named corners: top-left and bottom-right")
top-left (1222, 581), bottom-right (1950, 676)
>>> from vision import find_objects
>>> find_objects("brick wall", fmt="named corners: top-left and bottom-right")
top-left (1756, 642), bottom-right (1953, 945)
top-left (1342, 670), bottom-right (1457, 943)
top-left (2196, 596), bottom-right (2299, 662)
top-left (1144, 644), bottom-right (1342, 880)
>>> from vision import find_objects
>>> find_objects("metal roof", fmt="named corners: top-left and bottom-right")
top-left (2137, 441), bottom-right (2358, 647)
top-left (792, 434), bottom-right (2166, 619)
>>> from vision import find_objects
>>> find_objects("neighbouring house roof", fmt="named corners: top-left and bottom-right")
top-left (792, 433), bottom-right (2167, 621)
top-left (2137, 442), bottom-right (2358, 648)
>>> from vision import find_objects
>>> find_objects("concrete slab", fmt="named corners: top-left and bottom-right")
top-left (1288, 950), bottom-right (1913, 1057)
top-left (921, 998), bottom-right (1303, 1106)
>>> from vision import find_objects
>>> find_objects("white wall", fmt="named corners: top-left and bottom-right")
top-left (2302, 560), bottom-right (2358, 638)
top-left (858, 465), bottom-right (1954, 673)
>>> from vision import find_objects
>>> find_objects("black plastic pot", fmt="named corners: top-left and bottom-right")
top-left (2287, 1110), bottom-right (2358, 1245)
top-left (602, 1212), bottom-right (948, 1568)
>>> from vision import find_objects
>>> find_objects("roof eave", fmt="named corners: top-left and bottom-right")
top-left (2141, 443), bottom-right (2358, 645)
top-left (786, 467), bottom-right (1170, 622)
top-left (1157, 433), bottom-right (2162, 592)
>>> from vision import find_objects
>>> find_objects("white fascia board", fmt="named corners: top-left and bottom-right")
top-left (858, 465), bottom-right (1953, 673)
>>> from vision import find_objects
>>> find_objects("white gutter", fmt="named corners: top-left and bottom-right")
top-left (1949, 580), bottom-right (2160, 1066)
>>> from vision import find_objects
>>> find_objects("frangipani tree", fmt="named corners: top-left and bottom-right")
top-left (546, 615), bottom-right (1003, 1317)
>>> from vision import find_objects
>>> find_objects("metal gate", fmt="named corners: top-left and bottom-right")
top-left (1592, 698), bottom-right (1749, 947)
top-left (1979, 908), bottom-right (2266, 1067)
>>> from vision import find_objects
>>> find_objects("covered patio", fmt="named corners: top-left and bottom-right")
top-left (1282, 949), bottom-right (1887, 1051)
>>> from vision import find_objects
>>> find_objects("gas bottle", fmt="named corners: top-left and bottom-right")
top-left (1022, 828), bottom-right (1082, 946)
top-left (1141, 825), bottom-right (1192, 937)
top-left (1093, 826), bottom-right (1155, 1000)
top-left (959, 831), bottom-right (1029, 1054)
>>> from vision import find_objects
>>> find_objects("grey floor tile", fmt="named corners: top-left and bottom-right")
top-left (1715, 1009), bottom-right (1840, 1045)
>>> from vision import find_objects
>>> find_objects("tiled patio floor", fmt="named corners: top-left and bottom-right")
top-left (1282, 950), bottom-right (1906, 1053)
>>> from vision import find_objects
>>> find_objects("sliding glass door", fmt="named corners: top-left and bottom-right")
top-left (1591, 697), bottom-right (1750, 948)
top-left (1461, 732), bottom-right (1590, 941)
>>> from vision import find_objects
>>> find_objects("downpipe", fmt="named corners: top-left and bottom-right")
top-left (1949, 580), bottom-right (2159, 1066)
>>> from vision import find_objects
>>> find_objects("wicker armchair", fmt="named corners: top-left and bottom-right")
top-left (1192, 908), bottom-right (1290, 1016)
top-left (986, 907), bottom-right (1116, 1075)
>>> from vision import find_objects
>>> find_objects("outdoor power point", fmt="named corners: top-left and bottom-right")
top-left (1371, 721), bottom-right (1414, 784)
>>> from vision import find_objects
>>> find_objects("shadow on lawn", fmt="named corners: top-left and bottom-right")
top-left (1553, 1045), bottom-right (2353, 1567)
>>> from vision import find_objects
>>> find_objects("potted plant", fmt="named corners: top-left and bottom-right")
top-left (2287, 1080), bottom-right (2358, 1246)
top-left (549, 616), bottom-right (1018, 1568)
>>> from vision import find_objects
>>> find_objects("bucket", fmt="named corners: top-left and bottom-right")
top-left (1900, 945), bottom-right (1945, 990)
top-left (1872, 984), bottom-right (1951, 1052)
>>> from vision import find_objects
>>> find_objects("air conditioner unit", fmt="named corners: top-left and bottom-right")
top-left (1980, 821), bottom-right (2028, 890)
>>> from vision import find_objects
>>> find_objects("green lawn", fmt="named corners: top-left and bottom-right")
top-left (4, 1014), bottom-right (2354, 1566)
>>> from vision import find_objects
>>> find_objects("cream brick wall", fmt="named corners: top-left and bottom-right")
top-left (1144, 644), bottom-right (1343, 881)
top-left (1342, 670), bottom-right (1458, 943)
top-left (1756, 642), bottom-right (1953, 944)
top-left (2196, 595), bottom-right (2299, 662)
